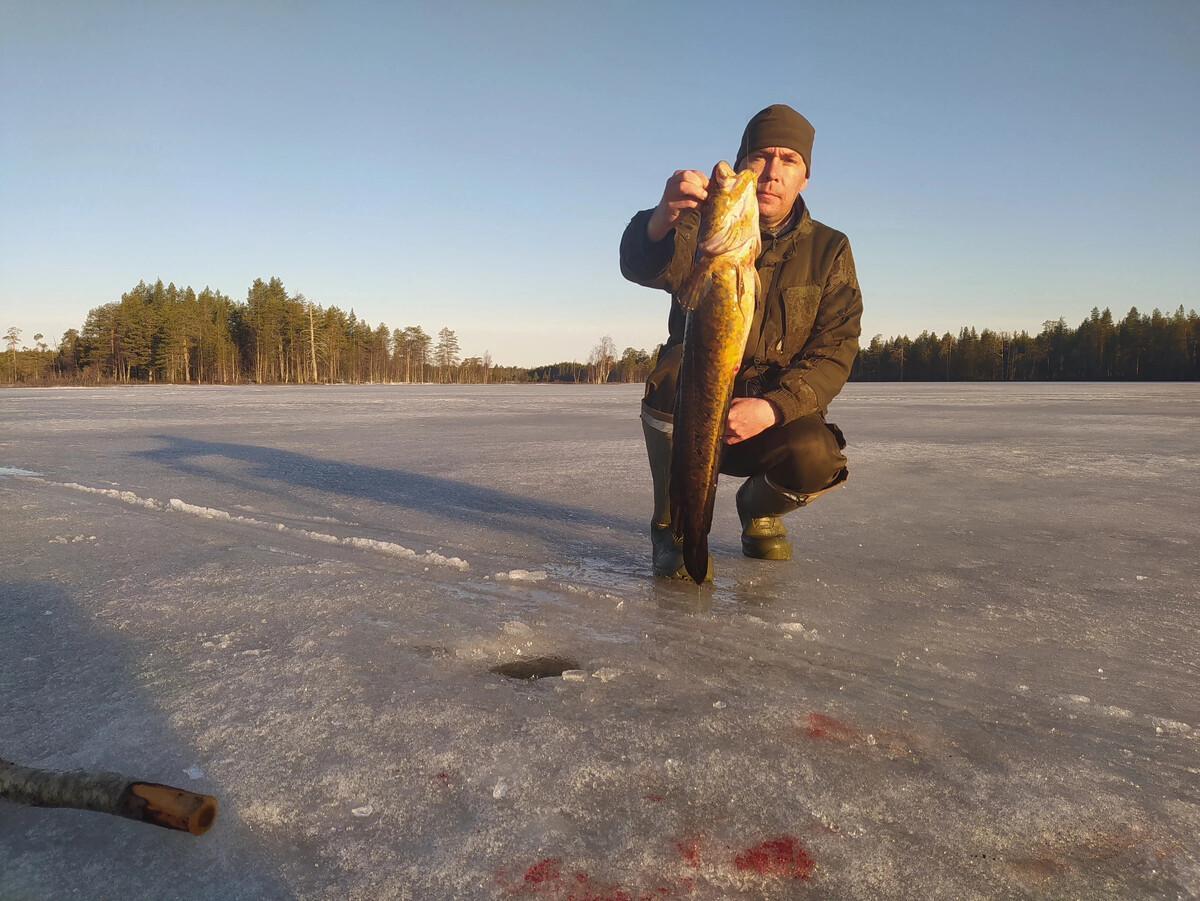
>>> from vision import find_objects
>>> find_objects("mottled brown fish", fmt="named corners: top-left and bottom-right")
top-left (670, 160), bottom-right (760, 583)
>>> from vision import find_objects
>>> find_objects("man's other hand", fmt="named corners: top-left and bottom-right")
top-left (646, 169), bottom-right (709, 243)
top-left (724, 397), bottom-right (780, 444)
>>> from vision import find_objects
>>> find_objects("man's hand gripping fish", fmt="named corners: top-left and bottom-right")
top-left (670, 161), bottom-right (760, 583)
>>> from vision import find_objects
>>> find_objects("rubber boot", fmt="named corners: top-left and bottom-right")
top-left (736, 474), bottom-right (807, 560)
top-left (642, 416), bottom-right (713, 581)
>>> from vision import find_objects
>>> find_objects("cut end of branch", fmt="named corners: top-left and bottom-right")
top-left (125, 783), bottom-right (219, 835)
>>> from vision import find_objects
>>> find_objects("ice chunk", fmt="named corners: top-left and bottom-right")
top-left (496, 569), bottom-right (548, 582)
top-left (1149, 717), bottom-right (1191, 735)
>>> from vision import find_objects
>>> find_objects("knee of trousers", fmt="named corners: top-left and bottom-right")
top-left (761, 416), bottom-right (848, 495)
top-left (642, 343), bottom-right (683, 417)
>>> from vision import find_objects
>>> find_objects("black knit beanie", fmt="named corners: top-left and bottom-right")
top-left (737, 104), bottom-right (815, 175)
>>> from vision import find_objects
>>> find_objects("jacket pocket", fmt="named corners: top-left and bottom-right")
top-left (780, 285), bottom-right (823, 357)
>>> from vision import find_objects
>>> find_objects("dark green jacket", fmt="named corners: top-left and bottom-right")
top-left (620, 199), bottom-right (862, 423)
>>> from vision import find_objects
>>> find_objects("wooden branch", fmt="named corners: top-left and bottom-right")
top-left (0, 758), bottom-right (217, 835)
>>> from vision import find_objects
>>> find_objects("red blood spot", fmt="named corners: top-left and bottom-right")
top-left (734, 835), bottom-right (815, 880)
top-left (805, 712), bottom-right (858, 741)
top-left (644, 794), bottom-right (664, 803)
top-left (524, 858), bottom-right (562, 885)
top-left (676, 837), bottom-right (702, 869)
top-left (434, 772), bottom-right (450, 784)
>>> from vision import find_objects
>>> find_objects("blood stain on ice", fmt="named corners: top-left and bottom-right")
top-left (500, 855), bottom-right (689, 899)
top-left (733, 835), bottom-right (815, 880)
top-left (524, 858), bottom-right (562, 885)
top-left (676, 836), bottom-right (701, 869)
top-left (804, 712), bottom-right (859, 742)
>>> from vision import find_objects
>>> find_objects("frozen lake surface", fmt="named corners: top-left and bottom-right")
top-left (2, 383), bottom-right (1198, 900)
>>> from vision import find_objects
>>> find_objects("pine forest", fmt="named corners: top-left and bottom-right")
top-left (4, 278), bottom-right (1198, 386)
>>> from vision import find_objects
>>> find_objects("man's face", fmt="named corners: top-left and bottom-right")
top-left (741, 146), bottom-right (809, 228)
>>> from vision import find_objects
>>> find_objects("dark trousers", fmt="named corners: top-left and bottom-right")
top-left (642, 344), bottom-right (848, 496)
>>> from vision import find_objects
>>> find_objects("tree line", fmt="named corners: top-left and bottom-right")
top-left (4, 277), bottom-right (658, 386)
top-left (851, 306), bottom-right (1199, 381)
top-left (7, 285), bottom-right (1196, 387)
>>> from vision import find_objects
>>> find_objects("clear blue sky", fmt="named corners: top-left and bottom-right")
top-left (3, 1), bottom-right (1197, 367)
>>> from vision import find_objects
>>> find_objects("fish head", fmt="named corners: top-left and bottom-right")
top-left (697, 160), bottom-right (760, 258)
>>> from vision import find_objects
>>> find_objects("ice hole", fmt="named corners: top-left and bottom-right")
top-left (488, 655), bottom-right (580, 680)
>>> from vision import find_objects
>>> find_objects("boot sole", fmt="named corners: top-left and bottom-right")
top-left (741, 542), bottom-right (792, 561)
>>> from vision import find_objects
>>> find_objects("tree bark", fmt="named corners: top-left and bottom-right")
top-left (0, 758), bottom-right (217, 835)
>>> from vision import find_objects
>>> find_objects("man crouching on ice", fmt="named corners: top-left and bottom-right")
top-left (619, 104), bottom-right (864, 580)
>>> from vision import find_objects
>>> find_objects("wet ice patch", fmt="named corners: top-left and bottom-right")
top-left (0, 466), bottom-right (40, 478)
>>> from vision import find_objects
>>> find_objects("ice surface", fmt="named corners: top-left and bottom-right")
top-left (1, 383), bottom-right (1198, 899)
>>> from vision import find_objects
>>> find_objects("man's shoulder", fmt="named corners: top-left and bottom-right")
top-left (803, 212), bottom-right (850, 247)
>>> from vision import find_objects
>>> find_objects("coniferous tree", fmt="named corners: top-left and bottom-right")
top-left (4, 326), bottom-right (20, 383)
top-left (434, 327), bottom-right (460, 383)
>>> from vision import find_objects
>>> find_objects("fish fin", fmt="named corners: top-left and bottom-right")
top-left (669, 451), bottom-right (687, 554)
top-left (734, 265), bottom-right (759, 318)
top-left (676, 264), bottom-right (711, 313)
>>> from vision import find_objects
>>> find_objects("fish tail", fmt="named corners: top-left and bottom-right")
top-left (683, 530), bottom-right (709, 585)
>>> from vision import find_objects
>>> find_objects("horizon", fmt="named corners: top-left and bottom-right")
top-left (3, 2), bottom-right (1198, 368)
